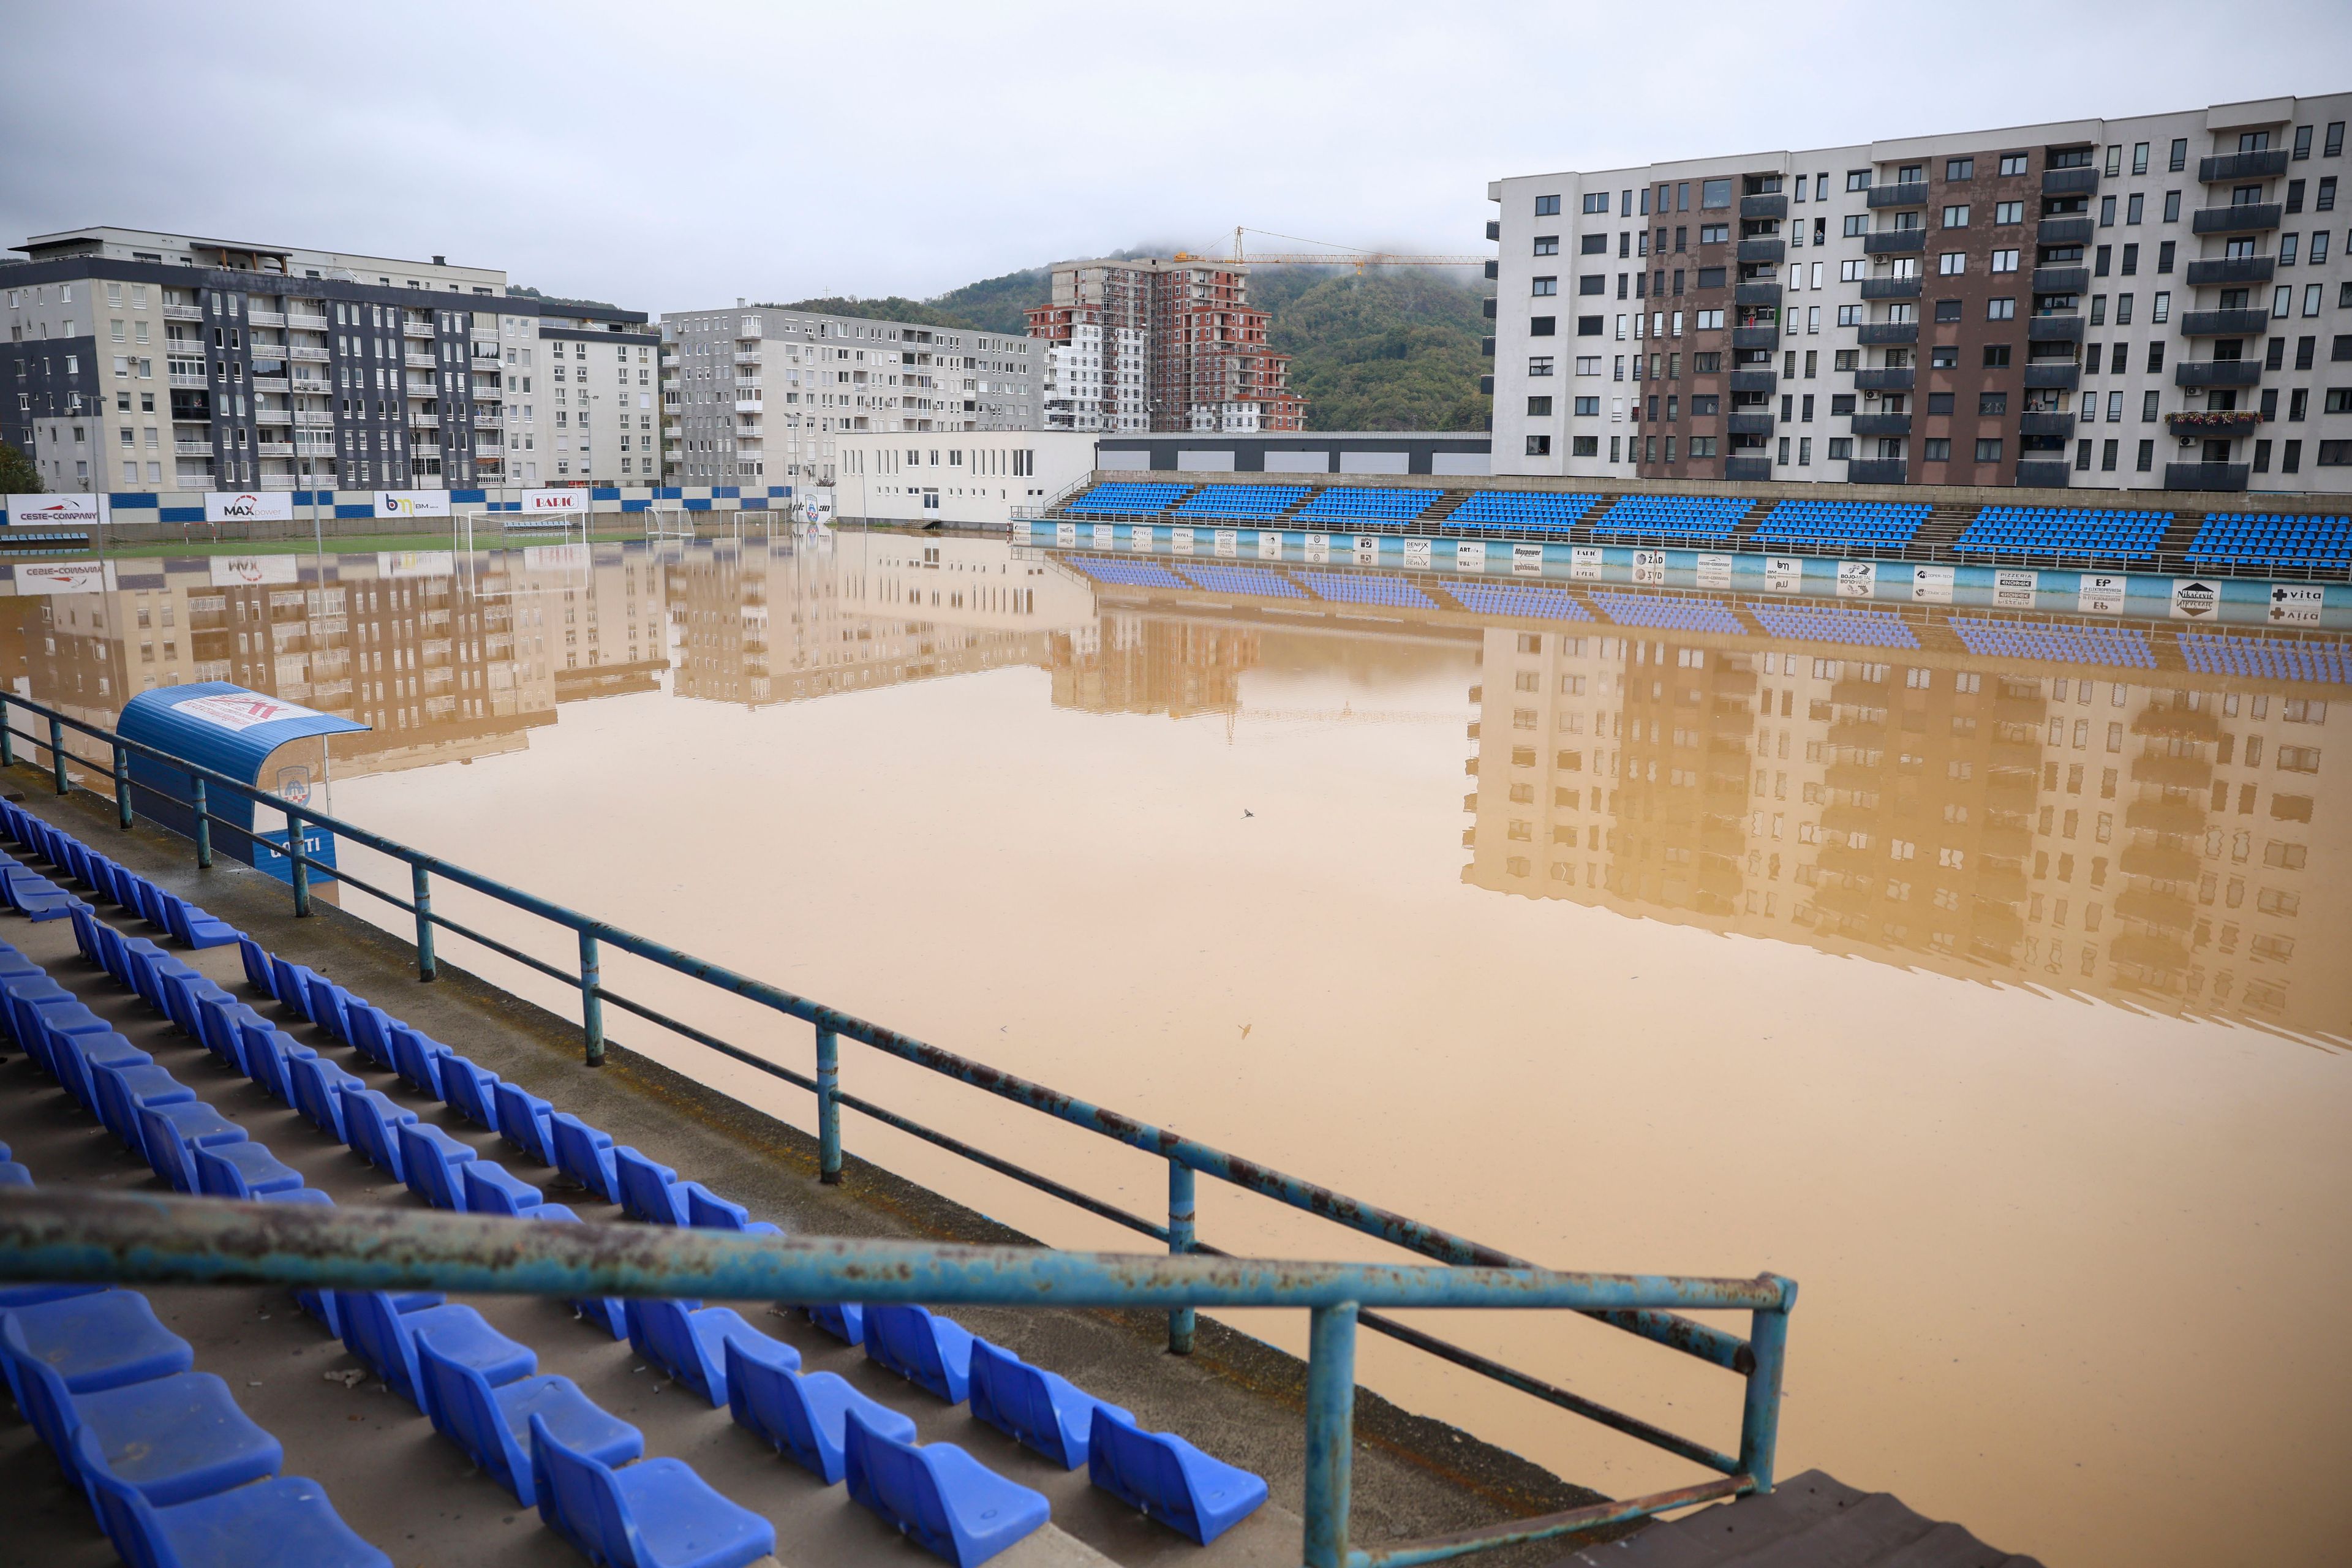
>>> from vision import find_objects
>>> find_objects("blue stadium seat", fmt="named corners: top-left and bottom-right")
top-left (1087, 1407), bottom-right (1269, 1546)
top-left (843, 1408), bottom-right (1050, 1568)
top-left (1172, 484), bottom-right (1310, 520)
top-left (398, 1121), bottom-right (478, 1210)
top-left (863, 1303), bottom-right (976, 1403)
top-left (1061, 556), bottom-right (1188, 589)
top-left (804, 1301), bottom-right (867, 1346)
top-left (1953, 505), bottom-right (2173, 560)
top-left (1444, 491), bottom-right (1602, 535)
top-left (4, 1329), bottom-right (282, 1509)
top-left (336, 1086), bottom-right (418, 1178)
top-left (530, 1412), bottom-right (777, 1568)
top-left (135, 1101), bottom-right (252, 1193)
top-left (1169, 564), bottom-right (1306, 599)
top-left (0, 1289), bottom-right (193, 1395)
top-left (1295, 571), bottom-right (1436, 609)
top-left (2177, 632), bottom-right (2352, 683)
top-left (385, 1023), bottom-right (450, 1098)
top-left (1591, 592), bottom-right (1748, 635)
top-left (336, 1291), bottom-right (533, 1409)
top-left (1751, 499), bottom-right (1931, 549)
top-left (1292, 487), bottom-right (1442, 527)
top-left (344, 1002), bottom-right (397, 1070)
top-left (2185, 511), bottom-right (2352, 569)
top-left (414, 1335), bottom-right (643, 1508)
top-left (493, 1081), bottom-right (559, 1166)
top-left (1744, 603), bottom-right (1922, 649)
top-left (682, 1184), bottom-right (782, 1237)
top-left (614, 1145), bottom-right (687, 1224)
top-left (969, 1340), bottom-right (1133, 1470)
top-left (624, 1297), bottom-right (796, 1408)
top-left (288, 1055), bottom-right (364, 1142)
top-left (725, 1341), bottom-right (916, 1484)
top-left (78, 1431), bottom-right (393, 1568)
top-left (236, 936), bottom-right (276, 997)
top-left (90, 1058), bottom-right (195, 1152)
top-left (192, 1140), bottom-right (307, 1200)
top-left (550, 1113), bottom-right (620, 1203)
top-left (524, 1204), bottom-right (627, 1338)
top-left (1061, 483), bottom-right (1193, 518)
top-left (45, 1026), bottom-right (147, 1117)
top-left (301, 974), bottom-right (356, 1047)
top-left (235, 1020), bottom-right (317, 1108)
top-left (462, 1161), bottom-right (546, 1216)
top-left (434, 1054), bottom-right (500, 1129)
top-left (1440, 582), bottom-right (1594, 619)
top-left (1587, 494), bottom-right (1754, 541)
top-left (1948, 618), bottom-right (2156, 668)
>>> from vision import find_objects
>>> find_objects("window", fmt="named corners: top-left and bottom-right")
top-left (1525, 434), bottom-right (1551, 456)
top-left (1581, 192), bottom-right (1609, 214)
top-left (1836, 304), bottom-right (1863, 326)
top-left (1528, 395), bottom-right (1555, 415)
top-left (2277, 746), bottom-right (2320, 774)
top-left (1827, 437), bottom-right (1852, 459)
top-left (1843, 214), bottom-right (1868, 237)
top-left (1938, 251), bottom-right (1966, 275)
top-left (1577, 273), bottom-right (1605, 295)
top-left (1987, 297), bottom-right (2016, 320)
top-left (1979, 391), bottom-right (2008, 415)
top-left (1931, 344), bottom-right (1958, 367)
top-left (1975, 437), bottom-right (2003, 461)
top-left (1984, 345), bottom-right (2012, 367)
top-left (1529, 316), bottom-right (1556, 336)
top-left (2169, 137), bottom-right (2188, 172)
top-left (1994, 200), bottom-right (2024, 224)
top-left (2331, 123), bottom-right (2348, 157)
top-left (1924, 437), bottom-right (1951, 460)
top-left (1942, 205), bottom-right (1971, 228)
top-left (1694, 308), bottom-right (1725, 329)
top-left (1528, 355), bottom-right (1556, 376)
top-left (1991, 249), bottom-right (2019, 272)
top-left (1700, 179), bottom-right (1731, 209)
top-left (1845, 169), bottom-right (1871, 191)
top-left (1934, 298), bottom-right (1962, 323)
top-left (1576, 315), bottom-right (1604, 337)
top-left (1533, 276), bottom-right (1558, 295)
top-left (1574, 355), bottom-right (1602, 374)
top-left (1536, 194), bottom-right (1561, 216)
top-left (1572, 396), bottom-right (1599, 415)
top-left (1534, 235), bottom-right (1560, 256)
top-left (1690, 394), bottom-right (1719, 415)
top-left (1571, 435), bottom-right (1599, 456)
top-left (1698, 223), bottom-right (1729, 244)
top-left (1999, 153), bottom-right (2029, 176)
top-left (1946, 157), bottom-right (1974, 181)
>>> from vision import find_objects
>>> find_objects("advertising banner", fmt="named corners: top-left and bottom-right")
top-left (375, 490), bottom-right (453, 519)
top-left (13, 560), bottom-right (109, 595)
top-left (520, 488), bottom-right (585, 514)
top-left (7, 493), bottom-right (102, 528)
top-left (208, 555), bottom-right (301, 587)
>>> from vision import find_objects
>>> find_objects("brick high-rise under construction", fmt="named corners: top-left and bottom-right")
top-left (1027, 258), bottom-right (1303, 434)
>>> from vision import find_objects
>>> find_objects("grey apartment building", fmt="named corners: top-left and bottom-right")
top-left (659, 304), bottom-right (1041, 489)
top-left (1487, 93), bottom-right (2352, 495)
top-left (1, 225), bottom-right (662, 494)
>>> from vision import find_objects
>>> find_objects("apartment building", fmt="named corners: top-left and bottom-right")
top-left (1487, 93), bottom-right (2352, 494)
top-left (0, 226), bottom-right (660, 494)
top-left (658, 303), bottom-right (1042, 490)
top-left (830, 429), bottom-right (1096, 528)
top-left (1026, 259), bottom-right (1303, 434)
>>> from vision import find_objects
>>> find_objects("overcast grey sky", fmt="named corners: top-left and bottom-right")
top-left (7, 1), bottom-right (2348, 313)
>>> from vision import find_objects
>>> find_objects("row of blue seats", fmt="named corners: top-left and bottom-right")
top-left (0, 1153), bottom-right (391, 1565)
top-left (1954, 506), bottom-right (2173, 560)
top-left (1751, 500), bottom-right (1929, 548)
top-left (1588, 496), bottom-right (1754, 540)
top-left (2185, 511), bottom-right (2352, 568)
top-left (1063, 483), bottom-right (1194, 516)
top-left (6, 802), bottom-right (1268, 1563)
top-left (1293, 488), bottom-right (1441, 524)
top-left (1174, 484), bottom-right (1307, 518)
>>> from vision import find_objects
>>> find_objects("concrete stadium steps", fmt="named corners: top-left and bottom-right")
top-left (1550, 1468), bottom-right (2044, 1568)
top-left (1907, 503), bottom-right (1983, 556)
top-left (2153, 509), bottom-right (2214, 562)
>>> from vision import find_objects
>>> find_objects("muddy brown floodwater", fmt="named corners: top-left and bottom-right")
top-left (20, 529), bottom-right (2348, 1567)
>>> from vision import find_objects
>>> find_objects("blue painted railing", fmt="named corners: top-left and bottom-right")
top-left (0, 692), bottom-right (1797, 1564)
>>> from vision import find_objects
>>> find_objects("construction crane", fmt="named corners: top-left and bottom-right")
top-left (1172, 227), bottom-right (1485, 271)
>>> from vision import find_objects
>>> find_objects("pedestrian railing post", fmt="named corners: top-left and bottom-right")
top-left (579, 930), bottom-right (605, 1066)
top-left (412, 864), bottom-right (437, 982)
top-left (1303, 1302), bottom-right (1359, 1568)
top-left (1736, 1275), bottom-right (1797, 1493)
top-left (1166, 1159), bottom-right (1196, 1355)
top-left (815, 1028), bottom-right (841, 1183)
top-left (112, 744), bottom-right (132, 829)
top-left (0, 694), bottom-right (13, 769)
top-left (285, 805), bottom-right (311, 917)
top-left (190, 777), bottom-right (211, 870)
top-left (48, 717), bottom-right (67, 796)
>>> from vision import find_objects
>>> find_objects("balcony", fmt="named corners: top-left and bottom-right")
top-left (2166, 411), bottom-right (2263, 437)
top-left (472, 412), bottom-right (503, 429)
top-left (410, 442), bottom-right (443, 459)
top-left (1736, 238), bottom-right (1785, 263)
top-left (287, 313), bottom-right (329, 332)
top-left (2041, 167), bottom-right (2100, 195)
top-left (1849, 413), bottom-right (1912, 436)
top-left (293, 439), bottom-right (335, 457)
top-left (661, 353), bottom-right (680, 368)
top-left (293, 410), bottom-right (334, 428)
top-left (2019, 412), bottom-right (2076, 437)
top-left (1733, 282), bottom-right (1783, 307)
top-left (401, 320), bottom-right (434, 339)
top-left (1860, 276), bottom-right (1923, 300)
top-left (1724, 456), bottom-right (1773, 481)
top-left (1867, 182), bottom-right (1931, 209)
top-left (1855, 368), bottom-right (1915, 391)
top-left (254, 440), bottom-right (294, 458)
top-left (2174, 360), bottom-right (2261, 387)
top-left (2023, 364), bottom-right (2081, 390)
top-left (2192, 203), bottom-right (2280, 235)
top-left (407, 413), bottom-right (440, 429)
top-left (736, 374), bottom-right (761, 388)
top-left (1845, 459), bottom-right (1907, 484)
top-left (663, 423), bottom-right (683, 440)
top-left (162, 301), bottom-right (205, 322)
top-left (1485, 219), bottom-right (1501, 241)
top-left (1727, 412), bottom-right (1774, 435)
top-left (2027, 314), bottom-right (2085, 342)
top-left (2185, 255), bottom-right (2274, 285)
top-left (1728, 369), bottom-right (1777, 393)
top-left (1862, 230), bottom-right (1927, 254)
top-left (2037, 216), bottom-right (2094, 244)
top-left (173, 439), bottom-right (214, 457)
top-left (1857, 322), bottom-right (1918, 345)
top-left (290, 345), bottom-right (329, 362)
top-left (251, 374), bottom-right (289, 393)
top-left (1731, 326), bottom-right (1779, 349)
top-left (475, 443), bottom-right (504, 459)
top-left (2032, 266), bottom-right (2089, 293)
top-left (2179, 308), bottom-right (2271, 336)
top-left (254, 404), bottom-right (292, 424)
top-left (734, 350), bottom-right (760, 366)
top-left (404, 350), bottom-right (437, 369)
top-left (403, 381), bottom-right (435, 398)
top-left (1740, 193), bottom-right (1787, 221)
top-left (2198, 148), bottom-right (2289, 182)
top-left (472, 381), bottom-right (502, 399)
top-left (2165, 461), bottom-right (2250, 491)
top-left (256, 475), bottom-right (300, 491)
top-left (734, 398), bottom-right (763, 413)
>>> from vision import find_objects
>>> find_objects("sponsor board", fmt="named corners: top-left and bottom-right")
top-left (1512, 543), bottom-right (1545, 576)
top-left (172, 692), bottom-right (330, 733)
top-left (1090, 523), bottom-right (1112, 549)
top-left (2169, 578), bottom-right (2220, 619)
top-left (1170, 526), bottom-right (1195, 556)
top-left (1631, 549), bottom-right (1665, 586)
top-left (1695, 552), bottom-right (1733, 589)
top-left (1214, 529), bottom-right (1238, 557)
top-left (1836, 560), bottom-right (1877, 598)
top-left (1911, 564), bottom-right (1956, 603)
top-left (7, 493), bottom-right (102, 528)
top-left (1304, 533), bottom-right (1331, 564)
top-left (376, 551), bottom-right (454, 579)
top-left (2267, 583), bottom-right (2323, 625)
top-left (252, 826), bottom-right (338, 888)
top-left (13, 560), bottom-right (108, 595)
top-left (1354, 534), bottom-right (1379, 565)
top-left (1763, 556), bottom-right (1804, 593)
top-left (1570, 546), bottom-right (1604, 582)
top-left (1055, 522), bottom-right (1077, 547)
top-left (1403, 538), bottom-right (1431, 569)
top-left (2078, 573), bottom-right (2128, 614)
top-left (1257, 529), bottom-right (1284, 560)
top-left (523, 543), bottom-right (589, 570)
top-left (1456, 540), bottom-right (1488, 572)
top-left (1994, 568), bottom-right (2038, 609)
top-left (1129, 523), bottom-right (1154, 551)
top-left (205, 490), bottom-right (295, 524)
top-left (374, 490), bottom-right (451, 519)
top-left (519, 488), bottom-right (585, 513)
top-left (206, 554), bottom-right (300, 587)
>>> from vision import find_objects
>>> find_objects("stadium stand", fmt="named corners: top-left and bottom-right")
top-left (1063, 557), bottom-right (1188, 589)
top-left (1749, 500), bottom-right (1932, 551)
top-left (1948, 618), bottom-right (2157, 668)
top-left (1295, 572), bottom-right (1438, 610)
top-left (1438, 582), bottom-right (1594, 620)
top-left (1172, 485), bottom-right (1310, 520)
top-left (1743, 603), bottom-right (1923, 649)
top-left (1591, 592), bottom-right (1747, 635)
top-left (1062, 483), bottom-right (1192, 517)
top-left (1586, 496), bottom-right (1753, 541)
top-left (2184, 512), bottom-right (2352, 571)
top-left (1442, 492), bottom-right (1602, 535)
top-left (1170, 564), bottom-right (1307, 599)
top-left (2176, 633), bottom-right (2352, 683)
top-left (1292, 488), bottom-right (1444, 526)
top-left (1953, 507), bottom-right (2173, 560)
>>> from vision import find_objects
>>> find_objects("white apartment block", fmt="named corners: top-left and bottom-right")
top-left (1, 225), bottom-right (659, 493)
top-left (1487, 94), bottom-right (2352, 495)
top-left (658, 304), bottom-right (1042, 490)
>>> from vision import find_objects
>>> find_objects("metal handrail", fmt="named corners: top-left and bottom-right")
top-left (0, 1189), bottom-right (1792, 1567)
top-left (0, 691), bottom-right (1790, 1563)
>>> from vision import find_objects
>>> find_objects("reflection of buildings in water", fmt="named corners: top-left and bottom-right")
top-left (665, 533), bottom-right (1094, 709)
top-left (1047, 613), bottom-right (1261, 720)
top-left (1461, 619), bottom-right (2348, 1038)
